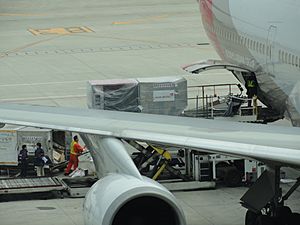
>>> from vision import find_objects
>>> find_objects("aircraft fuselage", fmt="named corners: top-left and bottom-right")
top-left (199, 0), bottom-right (300, 126)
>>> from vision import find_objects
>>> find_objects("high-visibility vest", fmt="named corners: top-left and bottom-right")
top-left (70, 140), bottom-right (77, 155)
top-left (247, 80), bottom-right (255, 88)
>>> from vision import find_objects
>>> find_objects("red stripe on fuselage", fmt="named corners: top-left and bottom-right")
top-left (200, 0), bottom-right (213, 26)
top-left (199, 0), bottom-right (225, 58)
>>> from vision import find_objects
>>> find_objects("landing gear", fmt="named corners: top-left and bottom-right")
top-left (286, 212), bottom-right (300, 225)
top-left (242, 166), bottom-right (300, 225)
top-left (246, 208), bottom-right (300, 225)
top-left (245, 210), bottom-right (261, 225)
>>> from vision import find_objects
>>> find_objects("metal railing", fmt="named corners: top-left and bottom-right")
top-left (186, 83), bottom-right (244, 118)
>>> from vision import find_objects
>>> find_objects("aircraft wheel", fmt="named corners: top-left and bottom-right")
top-left (255, 215), bottom-right (275, 225)
top-left (287, 212), bottom-right (300, 225)
top-left (245, 210), bottom-right (261, 225)
top-left (277, 206), bottom-right (292, 225)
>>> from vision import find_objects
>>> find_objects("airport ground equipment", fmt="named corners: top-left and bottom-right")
top-left (0, 125), bottom-right (53, 166)
top-left (87, 76), bottom-right (187, 116)
top-left (60, 176), bottom-right (98, 198)
top-left (0, 125), bottom-right (70, 176)
top-left (183, 83), bottom-right (282, 123)
top-left (127, 141), bottom-right (216, 191)
top-left (182, 60), bottom-right (284, 124)
top-left (0, 176), bottom-right (98, 199)
top-left (0, 176), bottom-right (65, 195)
top-left (191, 150), bottom-right (268, 186)
top-left (208, 154), bottom-right (267, 186)
top-left (190, 152), bottom-right (244, 186)
top-left (127, 139), bottom-right (266, 187)
top-left (128, 140), bottom-right (190, 181)
top-left (87, 76), bottom-right (281, 124)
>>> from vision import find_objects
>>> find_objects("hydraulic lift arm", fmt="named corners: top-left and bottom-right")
top-left (126, 140), bottom-right (189, 181)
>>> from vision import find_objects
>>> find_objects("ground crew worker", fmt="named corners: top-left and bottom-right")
top-left (18, 145), bottom-right (29, 177)
top-left (34, 142), bottom-right (45, 176)
top-left (65, 135), bottom-right (85, 176)
top-left (245, 75), bottom-right (258, 107)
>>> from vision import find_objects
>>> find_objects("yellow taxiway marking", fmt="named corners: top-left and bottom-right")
top-left (112, 14), bottom-right (168, 25)
top-left (28, 26), bottom-right (94, 36)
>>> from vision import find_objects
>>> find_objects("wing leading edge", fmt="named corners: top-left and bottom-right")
top-left (0, 103), bottom-right (299, 172)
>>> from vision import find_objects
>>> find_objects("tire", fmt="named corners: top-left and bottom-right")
top-left (224, 167), bottom-right (242, 187)
top-left (277, 206), bottom-right (292, 225)
top-left (287, 212), bottom-right (300, 225)
top-left (245, 210), bottom-right (261, 225)
top-left (255, 215), bottom-right (275, 225)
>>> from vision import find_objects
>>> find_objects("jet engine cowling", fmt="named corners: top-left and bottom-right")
top-left (83, 173), bottom-right (186, 225)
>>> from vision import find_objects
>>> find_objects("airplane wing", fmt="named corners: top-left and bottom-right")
top-left (0, 103), bottom-right (299, 169)
top-left (1, 103), bottom-right (300, 225)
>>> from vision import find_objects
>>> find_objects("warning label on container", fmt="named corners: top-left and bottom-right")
top-left (153, 90), bottom-right (175, 102)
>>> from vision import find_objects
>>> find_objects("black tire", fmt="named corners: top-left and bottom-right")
top-left (255, 215), bottom-right (275, 225)
top-left (245, 210), bottom-right (261, 225)
top-left (277, 206), bottom-right (292, 225)
top-left (224, 167), bottom-right (242, 187)
top-left (287, 212), bottom-right (300, 225)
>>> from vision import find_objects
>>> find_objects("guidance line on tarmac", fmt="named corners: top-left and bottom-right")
top-left (0, 94), bottom-right (87, 102)
top-left (0, 36), bottom-right (64, 59)
top-left (2, 43), bottom-right (203, 58)
top-left (0, 80), bottom-right (86, 87)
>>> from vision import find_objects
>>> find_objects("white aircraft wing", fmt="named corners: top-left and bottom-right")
top-left (0, 103), bottom-right (299, 170)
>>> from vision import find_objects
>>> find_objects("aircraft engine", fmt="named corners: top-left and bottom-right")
top-left (83, 173), bottom-right (186, 225)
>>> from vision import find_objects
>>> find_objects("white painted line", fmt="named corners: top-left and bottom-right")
top-left (0, 80), bottom-right (86, 87)
top-left (0, 94), bottom-right (87, 102)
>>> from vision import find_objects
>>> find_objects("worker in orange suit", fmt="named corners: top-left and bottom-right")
top-left (65, 135), bottom-right (85, 176)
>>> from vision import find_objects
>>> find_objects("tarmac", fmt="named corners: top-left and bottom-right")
top-left (0, 0), bottom-right (236, 108)
top-left (0, 182), bottom-right (299, 225)
top-left (0, 0), bottom-right (299, 225)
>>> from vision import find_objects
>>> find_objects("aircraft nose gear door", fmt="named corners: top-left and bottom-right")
top-left (266, 25), bottom-right (277, 74)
